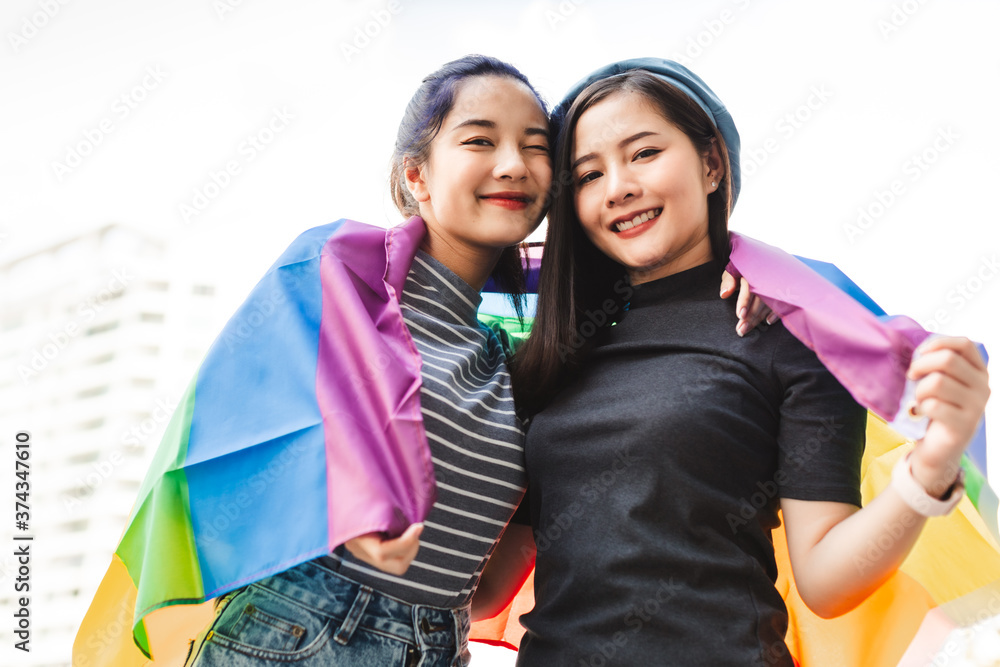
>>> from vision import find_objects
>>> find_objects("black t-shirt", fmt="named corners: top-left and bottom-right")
top-left (517, 261), bottom-right (867, 667)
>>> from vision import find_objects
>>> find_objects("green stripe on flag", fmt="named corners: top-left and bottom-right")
top-left (963, 454), bottom-right (985, 508)
top-left (961, 454), bottom-right (1000, 545)
top-left (478, 313), bottom-right (534, 345)
top-left (115, 375), bottom-right (204, 656)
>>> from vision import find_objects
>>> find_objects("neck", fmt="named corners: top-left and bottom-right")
top-left (419, 228), bottom-right (502, 292)
top-left (628, 235), bottom-right (713, 286)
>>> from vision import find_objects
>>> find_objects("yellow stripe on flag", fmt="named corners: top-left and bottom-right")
top-left (74, 555), bottom-right (214, 666)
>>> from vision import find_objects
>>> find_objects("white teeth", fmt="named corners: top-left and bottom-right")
top-left (615, 208), bottom-right (661, 232)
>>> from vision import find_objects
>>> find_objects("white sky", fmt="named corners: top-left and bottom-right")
top-left (2, 1), bottom-right (998, 663)
top-left (4, 0), bottom-right (999, 478)
top-left (4, 0), bottom-right (999, 474)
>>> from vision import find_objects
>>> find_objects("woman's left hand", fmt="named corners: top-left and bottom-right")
top-left (720, 271), bottom-right (778, 336)
top-left (908, 336), bottom-right (990, 497)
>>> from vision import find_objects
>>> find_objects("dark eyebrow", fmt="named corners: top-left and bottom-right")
top-left (451, 119), bottom-right (549, 140)
top-left (452, 119), bottom-right (496, 131)
top-left (572, 131), bottom-right (659, 171)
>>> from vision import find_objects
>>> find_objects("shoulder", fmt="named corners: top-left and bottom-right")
top-left (273, 219), bottom-right (378, 265)
top-left (763, 321), bottom-right (826, 372)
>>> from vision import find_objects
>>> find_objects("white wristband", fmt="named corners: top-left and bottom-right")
top-left (890, 453), bottom-right (965, 517)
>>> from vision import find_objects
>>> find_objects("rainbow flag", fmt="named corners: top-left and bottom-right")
top-left (76, 223), bottom-right (996, 666)
top-left (75, 217), bottom-right (438, 665)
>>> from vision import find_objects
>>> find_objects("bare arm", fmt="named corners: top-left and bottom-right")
top-left (471, 524), bottom-right (536, 622)
top-left (781, 336), bottom-right (989, 618)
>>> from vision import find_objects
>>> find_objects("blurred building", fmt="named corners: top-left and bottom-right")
top-left (0, 224), bottom-right (232, 666)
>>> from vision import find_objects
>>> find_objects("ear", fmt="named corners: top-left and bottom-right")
top-left (404, 159), bottom-right (431, 203)
top-left (703, 138), bottom-right (725, 189)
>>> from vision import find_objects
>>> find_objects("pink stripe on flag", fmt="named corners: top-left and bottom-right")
top-left (727, 233), bottom-right (930, 421)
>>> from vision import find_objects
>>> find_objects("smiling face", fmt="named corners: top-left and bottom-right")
top-left (572, 91), bottom-right (723, 284)
top-left (406, 75), bottom-right (552, 256)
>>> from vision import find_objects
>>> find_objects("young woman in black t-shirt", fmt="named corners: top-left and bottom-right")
top-left (481, 59), bottom-right (991, 666)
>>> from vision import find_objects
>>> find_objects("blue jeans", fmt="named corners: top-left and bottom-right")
top-left (185, 559), bottom-right (472, 666)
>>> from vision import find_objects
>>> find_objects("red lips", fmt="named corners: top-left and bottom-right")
top-left (480, 191), bottom-right (532, 211)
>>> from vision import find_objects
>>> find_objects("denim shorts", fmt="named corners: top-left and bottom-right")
top-left (185, 559), bottom-right (471, 666)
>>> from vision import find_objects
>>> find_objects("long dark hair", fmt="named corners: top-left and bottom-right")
top-left (513, 70), bottom-right (734, 415)
top-left (389, 55), bottom-right (547, 317)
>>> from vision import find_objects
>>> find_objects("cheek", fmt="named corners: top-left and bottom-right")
top-left (537, 168), bottom-right (553, 192)
top-left (574, 189), bottom-right (599, 226)
top-left (531, 155), bottom-right (553, 187)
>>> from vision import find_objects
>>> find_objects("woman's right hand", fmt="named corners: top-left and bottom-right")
top-left (344, 523), bottom-right (423, 576)
top-left (719, 271), bottom-right (778, 336)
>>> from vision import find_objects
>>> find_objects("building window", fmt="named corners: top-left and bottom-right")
top-left (52, 554), bottom-right (84, 568)
top-left (2, 314), bottom-right (23, 331)
top-left (139, 312), bottom-right (164, 323)
top-left (86, 321), bottom-right (119, 336)
top-left (68, 451), bottom-right (100, 464)
top-left (192, 284), bottom-right (215, 296)
top-left (58, 520), bottom-right (88, 533)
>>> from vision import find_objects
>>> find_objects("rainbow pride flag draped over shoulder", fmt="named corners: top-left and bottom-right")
top-left (75, 217), bottom-right (439, 665)
top-left (76, 222), bottom-right (997, 666)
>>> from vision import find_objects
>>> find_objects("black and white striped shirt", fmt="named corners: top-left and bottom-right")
top-left (322, 250), bottom-right (527, 607)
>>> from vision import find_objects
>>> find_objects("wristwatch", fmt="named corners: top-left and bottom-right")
top-left (890, 452), bottom-right (965, 517)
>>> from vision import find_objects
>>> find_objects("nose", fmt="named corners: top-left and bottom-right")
top-left (493, 144), bottom-right (528, 181)
top-left (605, 165), bottom-right (639, 208)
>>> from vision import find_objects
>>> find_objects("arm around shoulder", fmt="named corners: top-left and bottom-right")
top-left (472, 524), bottom-right (535, 622)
